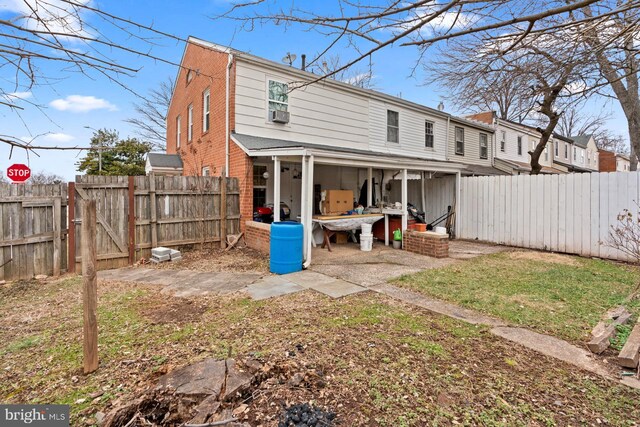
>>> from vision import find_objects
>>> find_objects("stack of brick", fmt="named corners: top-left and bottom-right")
top-left (403, 230), bottom-right (449, 258)
top-left (245, 221), bottom-right (271, 254)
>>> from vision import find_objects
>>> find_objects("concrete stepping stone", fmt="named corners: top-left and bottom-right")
top-left (246, 281), bottom-right (305, 300)
top-left (282, 270), bottom-right (339, 288)
top-left (309, 279), bottom-right (368, 298)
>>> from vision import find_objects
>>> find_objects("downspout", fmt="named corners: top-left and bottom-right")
top-left (225, 53), bottom-right (234, 177)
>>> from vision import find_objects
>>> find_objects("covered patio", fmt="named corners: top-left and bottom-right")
top-left (232, 133), bottom-right (466, 267)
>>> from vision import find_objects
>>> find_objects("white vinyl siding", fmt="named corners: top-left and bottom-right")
top-left (203, 88), bottom-right (210, 132)
top-left (176, 115), bottom-right (181, 149)
top-left (387, 110), bottom-right (399, 143)
top-left (235, 60), bottom-right (370, 149)
top-left (479, 133), bottom-right (488, 159)
top-left (494, 121), bottom-right (552, 168)
top-left (187, 104), bottom-right (193, 142)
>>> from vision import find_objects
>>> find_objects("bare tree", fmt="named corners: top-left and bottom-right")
top-left (29, 171), bottom-right (64, 184)
top-left (606, 203), bottom-right (640, 263)
top-left (307, 54), bottom-right (376, 89)
top-left (124, 77), bottom-right (174, 150)
top-left (555, 106), bottom-right (628, 153)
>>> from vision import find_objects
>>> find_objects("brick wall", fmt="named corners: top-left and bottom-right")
top-left (598, 149), bottom-right (616, 172)
top-left (246, 221), bottom-right (271, 255)
top-left (167, 41), bottom-right (253, 230)
top-left (403, 230), bottom-right (449, 258)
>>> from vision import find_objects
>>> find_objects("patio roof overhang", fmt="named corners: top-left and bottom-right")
top-left (231, 133), bottom-right (467, 174)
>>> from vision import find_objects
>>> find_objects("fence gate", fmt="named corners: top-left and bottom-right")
top-left (0, 183), bottom-right (68, 281)
top-left (71, 176), bottom-right (133, 272)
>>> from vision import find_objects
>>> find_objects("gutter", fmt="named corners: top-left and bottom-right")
top-left (225, 52), bottom-right (234, 177)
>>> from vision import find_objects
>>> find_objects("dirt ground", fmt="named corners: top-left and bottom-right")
top-left (144, 245), bottom-right (270, 274)
top-left (2, 275), bottom-right (640, 426)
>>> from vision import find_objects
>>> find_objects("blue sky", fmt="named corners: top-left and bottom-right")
top-left (0, 1), bottom-right (626, 181)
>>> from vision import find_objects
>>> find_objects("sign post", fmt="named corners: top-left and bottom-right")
top-left (6, 164), bottom-right (31, 183)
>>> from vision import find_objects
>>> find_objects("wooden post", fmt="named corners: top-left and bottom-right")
top-left (220, 174), bottom-right (227, 249)
top-left (128, 176), bottom-right (135, 264)
top-left (82, 199), bottom-right (98, 374)
top-left (149, 174), bottom-right (158, 248)
top-left (53, 197), bottom-right (62, 276)
top-left (68, 182), bottom-right (76, 274)
top-left (367, 167), bottom-right (373, 207)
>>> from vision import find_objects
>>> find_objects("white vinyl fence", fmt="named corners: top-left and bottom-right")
top-left (458, 172), bottom-right (640, 261)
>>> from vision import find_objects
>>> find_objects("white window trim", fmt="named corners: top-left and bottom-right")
top-left (517, 136), bottom-right (522, 156)
top-left (266, 79), bottom-right (289, 122)
top-left (176, 115), bottom-right (181, 149)
top-left (187, 104), bottom-right (193, 142)
top-left (387, 110), bottom-right (399, 143)
top-left (203, 88), bottom-right (210, 133)
top-left (455, 126), bottom-right (465, 155)
top-left (201, 167), bottom-right (210, 176)
top-left (425, 120), bottom-right (434, 149)
top-left (479, 133), bottom-right (488, 159)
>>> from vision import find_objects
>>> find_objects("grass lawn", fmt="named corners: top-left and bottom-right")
top-left (1, 274), bottom-right (640, 426)
top-left (394, 250), bottom-right (640, 343)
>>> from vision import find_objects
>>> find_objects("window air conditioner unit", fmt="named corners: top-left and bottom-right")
top-left (270, 110), bottom-right (290, 123)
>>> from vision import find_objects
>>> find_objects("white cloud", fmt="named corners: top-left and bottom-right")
top-left (44, 132), bottom-right (75, 142)
top-left (5, 91), bottom-right (32, 100)
top-left (0, 0), bottom-right (92, 42)
top-left (50, 95), bottom-right (117, 112)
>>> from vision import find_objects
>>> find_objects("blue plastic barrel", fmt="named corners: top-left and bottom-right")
top-left (270, 222), bottom-right (304, 274)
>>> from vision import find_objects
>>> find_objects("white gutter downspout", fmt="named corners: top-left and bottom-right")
top-left (225, 53), bottom-right (233, 177)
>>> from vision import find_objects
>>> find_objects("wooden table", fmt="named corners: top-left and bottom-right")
top-left (313, 214), bottom-right (384, 252)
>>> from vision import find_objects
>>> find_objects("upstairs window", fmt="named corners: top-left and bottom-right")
top-left (268, 80), bottom-right (288, 118)
top-left (176, 115), bottom-right (181, 149)
top-left (565, 144), bottom-right (568, 159)
top-left (544, 146), bottom-right (549, 161)
top-left (387, 110), bottom-right (399, 143)
top-left (201, 167), bottom-right (210, 176)
top-left (517, 136), bottom-right (522, 156)
top-left (581, 150), bottom-right (584, 163)
top-left (479, 133), bottom-right (488, 159)
top-left (500, 130), bottom-right (506, 152)
top-left (554, 141), bottom-right (558, 157)
top-left (574, 147), bottom-right (577, 161)
top-left (203, 88), bottom-right (210, 133)
top-left (425, 121), bottom-right (434, 148)
top-left (187, 104), bottom-right (193, 142)
top-left (455, 127), bottom-right (465, 155)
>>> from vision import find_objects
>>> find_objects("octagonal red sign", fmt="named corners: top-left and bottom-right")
top-left (7, 163), bottom-right (31, 183)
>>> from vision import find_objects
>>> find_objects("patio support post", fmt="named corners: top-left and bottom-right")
top-left (455, 170), bottom-right (461, 238)
top-left (367, 167), bottom-right (373, 207)
top-left (273, 156), bottom-right (281, 222)
top-left (421, 171), bottom-right (426, 212)
top-left (303, 155), bottom-right (315, 268)
top-left (301, 155), bottom-right (308, 260)
top-left (401, 169), bottom-right (408, 233)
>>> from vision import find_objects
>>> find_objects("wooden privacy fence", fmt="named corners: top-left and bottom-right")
top-left (458, 171), bottom-right (640, 261)
top-left (0, 183), bottom-right (68, 281)
top-left (0, 175), bottom-right (240, 281)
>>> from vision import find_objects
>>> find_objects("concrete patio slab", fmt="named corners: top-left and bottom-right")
top-left (309, 279), bottom-right (368, 299)
top-left (246, 281), bottom-right (305, 300)
top-left (282, 270), bottom-right (338, 288)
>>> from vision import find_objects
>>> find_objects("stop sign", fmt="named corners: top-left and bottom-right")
top-left (7, 164), bottom-right (31, 183)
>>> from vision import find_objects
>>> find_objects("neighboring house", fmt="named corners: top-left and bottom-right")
top-left (552, 134), bottom-right (593, 173)
top-left (145, 153), bottom-right (183, 176)
top-left (447, 116), bottom-right (505, 176)
top-left (599, 149), bottom-right (631, 171)
top-left (467, 111), bottom-right (564, 175)
top-left (165, 36), bottom-right (470, 263)
top-left (570, 134), bottom-right (599, 172)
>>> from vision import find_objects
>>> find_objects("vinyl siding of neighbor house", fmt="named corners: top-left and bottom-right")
top-left (585, 137), bottom-right (599, 171)
top-left (368, 99), bottom-right (448, 161)
top-left (235, 59), bottom-right (370, 150)
top-left (495, 121), bottom-right (553, 168)
top-left (447, 121), bottom-right (493, 166)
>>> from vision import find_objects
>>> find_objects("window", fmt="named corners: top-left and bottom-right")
top-left (588, 151), bottom-right (591, 164)
top-left (500, 130), bottom-right (506, 152)
top-left (517, 136), bottom-right (522, 156)
top-left (581, 150), bottom-right (584, 163)
top-left (544, 146), bottom-right (549, 161)
top-left (564, 144), bottom-right (568, 159)
top-left (268, 80), bottom-right (288, 118)
top-left (176, 116), bottom-right (181, 149)
top-left (574, 147), bottom-right (577, 161)
top-left (186, 69), bottom-right (194, 84)
top-left (554, 141), bottom-right (558, 157)
top-left (202, 88), bottom-right (210, 133)
top-left (455, 127), bottom-right (465, 155)
top-left (425, 121), bottom-right (434, 148)
top-left (387, 110), bottom-right (399, 143)
top-left (201, 167), bottom-right (210, 176)
top-left (479, 133), bottom-right (488, 159)
top-left (253, 165), bottom-right (268, 210)
top-left (187, 104), bottom-right (193, 142)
